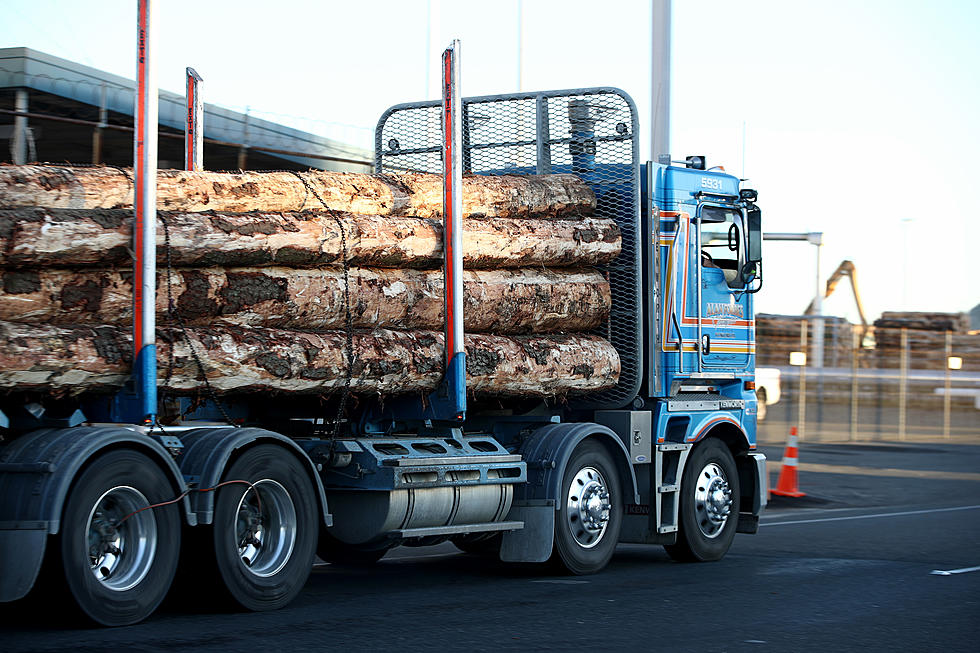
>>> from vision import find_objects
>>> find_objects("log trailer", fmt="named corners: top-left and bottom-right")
top-left (0, 37), bottom-right (767, 625)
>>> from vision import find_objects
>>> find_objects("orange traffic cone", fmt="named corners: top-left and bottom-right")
top-left (771, 427), bottom-right (806, 497)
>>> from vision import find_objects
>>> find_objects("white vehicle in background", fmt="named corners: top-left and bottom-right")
top-left (755, 367), bottom-right (782, 421)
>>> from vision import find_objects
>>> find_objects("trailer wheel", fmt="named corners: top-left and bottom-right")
top-left (552, 440), bottom-right (622, 574)
top-left (210, 445), bottom-right (317, 611)
top-left (664, 439), bottom-right (740, 562)
top-left (57, 449), bottom-right (181, 626)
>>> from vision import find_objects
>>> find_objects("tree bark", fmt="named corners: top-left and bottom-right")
top-left (0, 321), bottom-right (620, 397)
top-left (0, 165), bottom-right (595, 218)
top-left (0, 208), bottom-right (620, 269)
top-left (0, 267), bottom-right (610, 333)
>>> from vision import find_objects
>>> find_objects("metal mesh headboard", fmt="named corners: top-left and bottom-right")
top-left (375, 88), bottom-right (641, 409)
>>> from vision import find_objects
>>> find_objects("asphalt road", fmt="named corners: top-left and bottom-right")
top-left (3, 441), bottom-right (979, 652)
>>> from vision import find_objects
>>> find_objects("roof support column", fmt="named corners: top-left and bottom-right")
top-left (11, 89), bottom-right (28, 165)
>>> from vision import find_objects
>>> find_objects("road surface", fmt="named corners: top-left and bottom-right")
top-left (2, 441), bottom-right (978, 651)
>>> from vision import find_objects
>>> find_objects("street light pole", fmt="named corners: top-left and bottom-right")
top-left (651, 0), bottom-right (671, 164)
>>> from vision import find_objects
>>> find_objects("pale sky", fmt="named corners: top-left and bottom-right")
top-left (1, 0), bottom-right (978, 323)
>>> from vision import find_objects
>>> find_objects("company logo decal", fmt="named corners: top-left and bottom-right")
top-left (705, 302), bottom-right (744, 322)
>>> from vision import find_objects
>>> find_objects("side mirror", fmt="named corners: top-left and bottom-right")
top-left (745, 206), bottom-right (762, 263)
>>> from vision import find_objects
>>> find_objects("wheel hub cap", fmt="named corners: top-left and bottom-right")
top-left (86, 486), bottom-right (157, 592)
top-left (566, 466), bottom-right (611, 549)
top-left (693, 462), bottom-right (732, 539)
top-left (235, 480), bottom-right (297, 578)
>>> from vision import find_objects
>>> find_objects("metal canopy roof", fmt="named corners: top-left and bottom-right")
top-left (0, 47), bottom-right (372, 172)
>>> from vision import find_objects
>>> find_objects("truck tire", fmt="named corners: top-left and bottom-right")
top-left (664, 439), bottom-right (740, 562)
top-left (756, 389), bottom-right (768, 421)
top-left (56, 449), bottom-right (181, 626)
top-left (209, 445), bottom-right (317, 611)
top-left (552, 440), bottom-right (622, 575)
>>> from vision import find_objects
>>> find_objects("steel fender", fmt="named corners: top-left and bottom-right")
top-left (516, 422), bottom-right (640, 509)
top-left (0, 426), bottom-right (193, 535)
top-left (687, 412), bottom-right (752, 452)
top-left (177, 427), bottom-right (331, 528)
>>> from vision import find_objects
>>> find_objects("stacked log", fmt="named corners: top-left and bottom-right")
top-left (0, 165), bottom-right (621, 397)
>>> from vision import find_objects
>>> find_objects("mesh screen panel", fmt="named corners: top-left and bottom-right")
top-left (376, 89), bottom-right (641, 409)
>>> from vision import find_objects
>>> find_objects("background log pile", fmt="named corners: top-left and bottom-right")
top-left (755, 314), bottom-right (859, 368)
top-left (756, 312), bottom-right (978, 372)
top-left (0, 164), bottom-right (622, 397)
top-left (872, 312), bottom-right (979, 371)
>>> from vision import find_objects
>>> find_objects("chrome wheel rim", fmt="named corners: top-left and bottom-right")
top-left (86, 486), bottom-right (157, 592)
top-left (235, 480), bottom-right (296, 578)
top-left (694, 462), bottom-right (733, 539)
top-left (565, 466), bottom-right (611, 549)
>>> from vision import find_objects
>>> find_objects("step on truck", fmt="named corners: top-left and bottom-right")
top-left (0, 40), bottom-right (767, 625)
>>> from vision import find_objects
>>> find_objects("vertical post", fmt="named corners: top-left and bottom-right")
top-left (441, 39), bottom-right (466, 420)
top-left (133, 0), bottom-right (158, 424)
top-left (237, 106), bottom-right (250, 170)
top-left (516, 0), bottom-right (524, 92)
top-left (92, 83), bottom-right (107, 164)
top-left (650, 0), bottom-right (671, 163)
top-left (535, 94), bottom-right (552, 174)
top-left (798, 320), bottom-right (807, 441)
top-left (11, 89), bottom-right (28, 165)
top-left (898, 327), bottom-right (908, 440)
top-left (850, 328), bottom-right (859, 441)
top-left (811, 235), bottom-right (824, 368)
top-left (943, 331), bottom-right (952, 440)
top-left (185, 68), bottom-right (204, 171)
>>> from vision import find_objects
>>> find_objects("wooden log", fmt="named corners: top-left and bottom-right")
top-left (0, 165), bottom-right (595, 218)
top-left (0, 321), bottom-right (620, 396)
top-left (0, 208), bottom-right (620, 269)
top-left (0, 267), bottom-right (610, 333)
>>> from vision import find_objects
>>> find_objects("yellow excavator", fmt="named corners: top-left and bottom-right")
top-left (804, 260), bottom-right (870, 343)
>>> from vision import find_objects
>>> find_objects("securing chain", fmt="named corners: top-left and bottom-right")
top-left (288, 170), bottom-right (355, 437)
top-left (158, 213), bottom-right (239, 428)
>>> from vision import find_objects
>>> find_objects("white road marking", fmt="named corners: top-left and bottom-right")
top-left (930, 565), bottom-right (980, 576)
top-left (531, 579), bottom-right (590, 584)
top-left (761, 504), bottom-right (980, 527)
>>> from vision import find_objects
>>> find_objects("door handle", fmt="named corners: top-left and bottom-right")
top-left (701, 334), bottom-right (711, 355)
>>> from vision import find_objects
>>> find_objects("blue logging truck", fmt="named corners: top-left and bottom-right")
top-left (0, 45), bottom-right (767, 626)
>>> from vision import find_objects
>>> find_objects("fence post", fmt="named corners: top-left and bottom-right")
top-left (943, 330), bottom-right (952, 440)
top-left (799, 320), bottom-right (808, 441)
top-left (850, 328), bottom-right (859, 441)
top-left (899, 327), bottom-right (908, 441)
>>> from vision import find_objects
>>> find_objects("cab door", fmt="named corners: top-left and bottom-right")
top-left (696, 204), bottom-right (752, 370)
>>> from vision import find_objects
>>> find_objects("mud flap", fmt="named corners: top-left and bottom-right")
top-left (0, 526), bottom-right (46, 602)
top-left (500, 500), bottom-right (555, 563)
